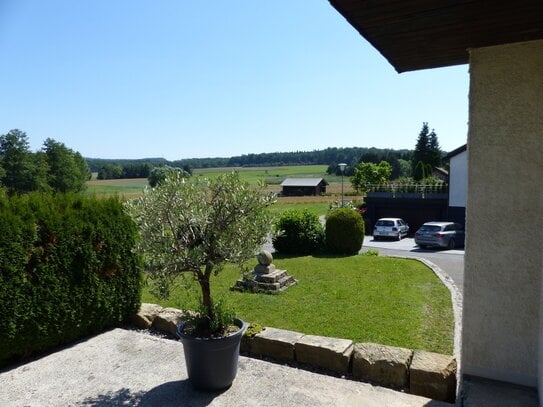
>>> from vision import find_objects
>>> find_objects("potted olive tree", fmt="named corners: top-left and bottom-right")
top-left (125, 171), bottom-right (274, 390)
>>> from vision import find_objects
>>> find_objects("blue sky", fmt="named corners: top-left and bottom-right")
top-left (0, 1), bottom-right (469, 160)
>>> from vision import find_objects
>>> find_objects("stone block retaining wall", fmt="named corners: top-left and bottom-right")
top-left (133, 303), bottom-right (457, 403)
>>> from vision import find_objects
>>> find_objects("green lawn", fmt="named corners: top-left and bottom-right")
top-left (267, 201), bottom-right (330, 217)
top-left (142, 254), bottom-right (454, 354)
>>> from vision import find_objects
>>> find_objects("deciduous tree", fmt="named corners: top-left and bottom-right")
top-left (351, 161), bottom-right (392, 194)
top-left (97, 163), bottom-right (123, 180)
top-left (43, 138), bottom-right (90, 192)
top-left (0, 129), bottom-right (46, 194)
top-left (147, 165), bottom-right (189, 187)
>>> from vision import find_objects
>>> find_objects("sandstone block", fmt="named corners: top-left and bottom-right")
top-left (409, 350), bottom-right (457, 402)
top-left (240, 334), bottom-right (253, 354)
top-left (295, 334), bottom-right (353, 373)
top-left (131, 303), bottom-right (163, 329)
top-left (251, 327), bottom-right (305, 361)
top-left (152, 307), bottom-right (188, 336)
top-left (131, 313), bottom-right (153, 329)
top-left (352, 343), bottom-right (412, 389)
top-left (254, 264), bottom-right (276, 274)
top-left (255, 269), bottom-right (286, 283)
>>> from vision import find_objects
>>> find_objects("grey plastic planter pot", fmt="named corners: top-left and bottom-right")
top-left (176, 318), bottom-right (247, 391)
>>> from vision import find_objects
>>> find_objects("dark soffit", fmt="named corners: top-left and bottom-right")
top-left (329, 0), bottom-right (543, 72)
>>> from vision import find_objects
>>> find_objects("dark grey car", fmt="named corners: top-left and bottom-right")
top-left (415, 221), bottom-right (465, 249)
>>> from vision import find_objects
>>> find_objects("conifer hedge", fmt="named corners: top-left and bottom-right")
top-left (0, 193), bottom-right (141, 366)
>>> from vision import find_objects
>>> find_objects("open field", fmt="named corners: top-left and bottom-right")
top-left (142, 254), bottom-right (454, 354)
top-left (85, 165), bottom-right (360, 214)
top-left (84, 178), bottom-right (148, 200)
top-left (193, 165), bottom-right (333, 185)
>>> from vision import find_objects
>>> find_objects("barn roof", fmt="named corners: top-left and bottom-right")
top-left (280, 178), bottom-right (328, 187)
top-left (329, 0), bottom-right (543, 72)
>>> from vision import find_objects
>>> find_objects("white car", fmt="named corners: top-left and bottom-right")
top-left (373, 218), bottom-right (409, 241)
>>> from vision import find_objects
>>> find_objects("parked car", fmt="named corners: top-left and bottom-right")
top-left (415, 221), bottom-right (465, 249)
top-left (373, 218), bottom-right (409, 241)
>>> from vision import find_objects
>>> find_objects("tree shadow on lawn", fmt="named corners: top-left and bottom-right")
top-left (80, 380), bottom-right (221, 407)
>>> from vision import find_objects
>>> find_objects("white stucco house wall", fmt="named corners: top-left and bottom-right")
top-left (445, 145), bottom-right (467, 226)
top-left (329, 1), bottom-right (543, 402)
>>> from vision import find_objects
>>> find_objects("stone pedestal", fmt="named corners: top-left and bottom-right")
top-left (233, 268), bottom-right (297, 294)
top-left (232, 250), bottom-right (297, 294)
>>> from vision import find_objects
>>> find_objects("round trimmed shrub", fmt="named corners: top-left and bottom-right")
top-left (272, 209), bottom-right (324, 255)
top-left (325, 207), bottom-right (365, 255)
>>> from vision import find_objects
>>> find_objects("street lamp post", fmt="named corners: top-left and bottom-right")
top-left (338, 163), bottom-right (347, 207)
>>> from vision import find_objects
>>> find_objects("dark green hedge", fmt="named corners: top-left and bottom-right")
top-left (325, 208), bottom-right (365, 255)
top-left (0, 193), bottom-right (142, 366)
top-left (272, 209), bottom-right (324, 255)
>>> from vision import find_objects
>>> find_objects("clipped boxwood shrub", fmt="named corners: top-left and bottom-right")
top-left (272, 209), bottom-right (324, 255)
top-left (0, 193), bottom-right (142, 366)
top-left (325, 207), bottom-right (365, 255)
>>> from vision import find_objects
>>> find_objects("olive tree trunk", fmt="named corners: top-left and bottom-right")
top-left (199, 264), bottom-right (214, 321)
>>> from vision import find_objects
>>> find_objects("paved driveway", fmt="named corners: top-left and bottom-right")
top-left (362, 236), bottom-right (465, 293)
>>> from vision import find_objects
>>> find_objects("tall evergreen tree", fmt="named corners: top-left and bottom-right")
top-left (428, 129), bottom-right (442, 169)
top-left (412, 122), bottom-right (442, 180)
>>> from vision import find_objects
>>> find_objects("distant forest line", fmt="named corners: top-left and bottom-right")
top-left (86, 146), bottom-right (413, 176)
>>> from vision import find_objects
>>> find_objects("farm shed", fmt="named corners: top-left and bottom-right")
top-left (280, 178), bottom-right (328, 196)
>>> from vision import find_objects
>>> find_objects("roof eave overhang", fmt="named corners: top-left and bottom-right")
top-left (329, 0), bottom-right (543, 73)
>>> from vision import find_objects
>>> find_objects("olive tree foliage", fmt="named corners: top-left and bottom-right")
top-left (125, 171), bottom-right (275, 327)
top-left (351, 161), bottom-right (393, 194)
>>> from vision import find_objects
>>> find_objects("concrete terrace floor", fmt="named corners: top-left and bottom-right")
top-left (0, 328), bottom-right (452, 407)
top-left (1, 329), bottom-right (538, 407)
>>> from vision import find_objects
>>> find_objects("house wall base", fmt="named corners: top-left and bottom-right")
top-left (462, 39), bottom-right (543, 388)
